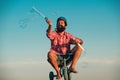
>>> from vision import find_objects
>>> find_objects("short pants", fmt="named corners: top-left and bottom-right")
top-left (56, 53), bottom-right (74, 67)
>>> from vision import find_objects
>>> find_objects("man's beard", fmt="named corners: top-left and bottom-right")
top-left (56, 26), bottom-right (66, 32)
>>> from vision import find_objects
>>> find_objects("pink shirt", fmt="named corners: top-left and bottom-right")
top-left (46, 31), bottom-right (76, 55)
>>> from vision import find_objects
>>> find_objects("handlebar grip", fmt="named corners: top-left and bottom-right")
top-left (45, 17), bottom-right (48, 20)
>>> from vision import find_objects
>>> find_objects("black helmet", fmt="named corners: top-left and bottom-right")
top-left (57, 17), bottom-right (67, 26)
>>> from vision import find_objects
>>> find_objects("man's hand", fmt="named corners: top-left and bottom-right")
top-left (46, 19), bottom-right (52, 33)
top-left (46, 19), bottom-right (52, 26)
top-left (74, 38), bottom-right (84, 51)
top-left (74, 38), bottom-right (83, 45)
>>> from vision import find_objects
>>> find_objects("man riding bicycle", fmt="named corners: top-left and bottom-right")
top-left (45, 17), bottom-right (83, 80)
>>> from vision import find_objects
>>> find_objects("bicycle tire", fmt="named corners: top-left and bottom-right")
top-left (49, 71), bottom-right (54, 80)
top-left (68, 70), bottom-right (72, 80)
top-left (63, 68), bottom-right (68, 80)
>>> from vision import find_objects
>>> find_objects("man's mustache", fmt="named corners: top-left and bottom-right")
top-left (57, 25), bottom-right (64, 27)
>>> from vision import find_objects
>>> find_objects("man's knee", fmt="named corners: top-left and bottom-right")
top-left (77, 45), bottom-right (83, 52)
top-left (71, 45), bottom-right (82, 53)
top-left (47, 51), bottom-right (57, 61)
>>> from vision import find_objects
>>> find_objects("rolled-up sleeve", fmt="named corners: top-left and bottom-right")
top-left (46, 31), bottom-right (55, 40)
top-left (70, 36), bottom-right (83, 45)
top-left (66, 33), bottom-right (76, 44)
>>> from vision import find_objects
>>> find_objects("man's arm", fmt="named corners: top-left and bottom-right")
top-left (46, 19), bottom-right (52, 33)
top-left (76, 38), bottom-right (83, 45)
top-left (72, 37), bottom-right (83, 45)
top-left (74, 37), bottom-right (84, 51)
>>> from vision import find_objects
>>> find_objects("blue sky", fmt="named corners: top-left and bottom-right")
top-left (0, 0), bottom-right (120, 80)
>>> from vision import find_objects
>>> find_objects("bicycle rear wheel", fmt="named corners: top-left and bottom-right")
top-left (49, 71), bottom-right (54, 80)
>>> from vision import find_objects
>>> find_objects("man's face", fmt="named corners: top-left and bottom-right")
top-left (56, 20), bottom-right (66, 32)
top-left (57, 20), bottom-right (66, 28)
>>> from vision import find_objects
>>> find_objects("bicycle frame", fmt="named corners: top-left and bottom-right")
top-left (60, 55), bottom-right (71, 80)
top-left (49, 54), bottom-right (72, 80)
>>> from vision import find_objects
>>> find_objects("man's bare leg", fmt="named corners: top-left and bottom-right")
top-left (69, 45), bottom-right (82, 73)
top-left (47, 52), bottom-right (61, 79)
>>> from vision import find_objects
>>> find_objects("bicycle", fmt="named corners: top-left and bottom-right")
top-left (49, 54), bottom-right (73, 80)
top-left (49, 43), bottom-right (84, 80)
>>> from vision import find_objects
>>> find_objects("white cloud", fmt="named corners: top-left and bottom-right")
top-left (0, 58), bottom-right (119, 68)
top-left (0, 60), bottom-right (48, 68)
top-left (79, 57), bottom-right (120, 65)
top-left (0, 58), bottom-right (120, 80)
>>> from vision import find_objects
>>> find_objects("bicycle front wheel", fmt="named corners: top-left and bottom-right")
top-left (63, 68), bottom-right (69, 80)
top-left (68, 70), bottom-right (72, 80)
